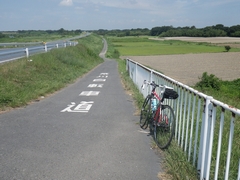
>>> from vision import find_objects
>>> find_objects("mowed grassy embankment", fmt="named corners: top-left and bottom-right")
top-left (0, 34), bottom-right (104, 111)
top-left (106, 36), bottom-right (240, 180)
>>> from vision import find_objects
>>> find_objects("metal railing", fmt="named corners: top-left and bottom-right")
top-left (126, 58), bottom-right (240, 180)
top-left (0, 41), bottom-right (78, 63)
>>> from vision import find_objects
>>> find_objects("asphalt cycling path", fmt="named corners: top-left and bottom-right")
top-left (0, 39), bottom-right (162, 179)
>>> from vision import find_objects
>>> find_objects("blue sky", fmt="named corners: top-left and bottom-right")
top-left (0, 0), bottom-right (239, 31)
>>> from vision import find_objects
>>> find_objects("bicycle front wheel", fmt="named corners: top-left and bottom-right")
top-left (140, 95), bottom-right (151, 129)
top-left (154, 104), bottom-right (175, 149)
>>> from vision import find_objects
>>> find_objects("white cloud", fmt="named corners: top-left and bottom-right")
top-left (59, 0), bottom-right (73, 6)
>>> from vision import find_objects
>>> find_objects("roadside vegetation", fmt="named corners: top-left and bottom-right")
top-left (0, 34), bottom-right (103, 111)
top-left (0, 28), bottom-right (82, 43)
top-left (106, 35), bottom-right (240, 179)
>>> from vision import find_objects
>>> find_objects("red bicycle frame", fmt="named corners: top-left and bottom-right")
top-left (152, 91), bottom-right (168, 125)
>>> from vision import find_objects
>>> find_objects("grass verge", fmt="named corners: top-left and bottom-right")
top-left (0, 34), bottom-right (104, 111)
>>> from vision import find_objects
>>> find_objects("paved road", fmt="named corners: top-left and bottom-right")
top-left (0, 40), bottom-right (162, 179)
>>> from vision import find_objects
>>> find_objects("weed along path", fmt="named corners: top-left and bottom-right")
top-left (0, 40), bottom-right (162, 179)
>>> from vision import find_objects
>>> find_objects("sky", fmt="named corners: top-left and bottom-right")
top-left (0, 0), bottom-right (239, 31)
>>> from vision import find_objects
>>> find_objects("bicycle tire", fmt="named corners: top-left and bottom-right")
top-left (140, 95), bottom-right (151, 129)
top-left (154, 104), bottom-right (175, 149)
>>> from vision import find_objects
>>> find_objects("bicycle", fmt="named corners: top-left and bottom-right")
top-left (140, 80), bottom-right (178, 149)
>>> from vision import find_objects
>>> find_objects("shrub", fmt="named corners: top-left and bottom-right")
top-left (225, 45), bottom-right (231, 52)
top-left (195, 72), bottom-right (221, 90)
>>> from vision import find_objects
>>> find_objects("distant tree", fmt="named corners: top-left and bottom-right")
top-left (58, 28), bottom-right (66, 35)
top-left (75, 29), bottom-right (82, 34)
top-left (150, 26), bottom-right (173, 36)
top-left (225, 46), bottom-right (231, 52)
top-left (0, 32), bottom-right (6, 38)
top-left (229, 25), bottom-right (240, 36)
top-left (231, 31), bottom-right (240, 37)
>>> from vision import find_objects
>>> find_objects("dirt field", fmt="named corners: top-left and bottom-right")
top-left (123, 37), bottom-right (240, 86)
top-left (158, 37), bottom-right (240, 43)
top-left (125, 52), bottom-right (240, 86)
top-left (152, 36), bottom-right (240, 48)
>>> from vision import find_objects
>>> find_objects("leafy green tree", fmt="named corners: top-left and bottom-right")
top-left (58, 28), bottom-right (66, 35)
top-left (225, 45), bottom-right (231, 52)
top-left (0, 32), bottom-right (6, 38)
top-left (230, 30), bottom-right (240, 37)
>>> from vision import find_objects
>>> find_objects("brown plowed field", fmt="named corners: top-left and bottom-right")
top-left (126, 52), bottom-right (240, 86)
top-left (123, 37), bottom-right (240, 86)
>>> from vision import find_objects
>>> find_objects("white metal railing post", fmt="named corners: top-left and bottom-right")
top-left (185, 92), bottom-right (192, 153)
top-left (44, 44), bottom-right (47, 52)
top-left (175, 85), bottom-right (181, 140)
top-left (178, 88), bottom-right (184, 145)
top-left (150, 70), bottom-right (153, 83)
top-left (198, 101), bottom-right (206, 172)
top-left (56, 44), bottom-right (59, 48)
top-left (214, 109), bottom-right (225, 180)
top-left (194, 97), bottom-right (201, 166)
top-left (64, 43), bottom-right (67, 47)
top-left (181, 90), bottom-right (188, 149)
top-left (135, 62), bottom-right (138, 84)
top-left (206, 103), bottom-right (217, 180)
top-left (188, 93), bottom-right (196, 161)
top-left (224, 114), bottom-right (235, 180)
top-left (200, 96), bottom-right (213, 180)
top-left (25, 48), bottom-right (29, 58)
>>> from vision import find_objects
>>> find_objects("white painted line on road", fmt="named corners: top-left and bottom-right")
top-left (93, 79), bottom-right (106, 82)
top-left (88, 84), bottom-right (104, 88)
top-left (97, 73), bottom-right (108, 78)
top-left (79, 91), bottom-right (100, 96)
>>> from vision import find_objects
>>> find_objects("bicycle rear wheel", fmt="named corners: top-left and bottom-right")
top-left (140, 95), bottom-right (151, 129)
top-left (154, 104), bottom-right (175, 149)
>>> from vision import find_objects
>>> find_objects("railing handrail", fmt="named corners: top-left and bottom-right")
top-left (127, 58), bottom-right (240, 116)
top-left (0, 41), bottom-right (78, 63)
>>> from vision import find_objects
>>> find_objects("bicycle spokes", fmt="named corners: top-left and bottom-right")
top-left (154, 105), bottom-right (175, 149)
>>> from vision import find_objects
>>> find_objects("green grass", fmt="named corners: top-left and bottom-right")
top-left (107, 36), bottom-right (240, 55)
top-left (0, 34), bottom-right (104, 110)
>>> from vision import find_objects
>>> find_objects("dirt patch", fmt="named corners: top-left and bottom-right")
top-left (124, 52), bottom-right (240, 86)
top-left (151, 37), bottom-right (240, 48)
top-left (151, 37), bottom-right (240, 44)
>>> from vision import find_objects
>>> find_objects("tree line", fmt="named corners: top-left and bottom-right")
top-left (1, 24), bottom-right (240, 39)
top-left (0, 28), bottom-right (82, 39)
top-left (93, 24), bottom-right (240, 37)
